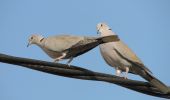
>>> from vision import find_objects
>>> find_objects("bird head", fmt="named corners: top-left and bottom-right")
top-left (97, 23), bottom-right (117, 36)
top-left (27, 34), bottom-right (44, 47)
top-left (97, 23), bottom-right (112, 34)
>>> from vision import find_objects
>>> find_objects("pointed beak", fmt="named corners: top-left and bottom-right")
top-left (97, 28), bottom-right (101, 34)
top-left (27, 43), bottom-right (30, 47)
top-left (27, 42), bottom-right (30, 47)
top-left (97, 30), bottom-right (100, 34)
top-left (97, 26), bottom-right (100, 34)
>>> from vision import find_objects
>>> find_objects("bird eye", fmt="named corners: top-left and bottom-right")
top-left (101, 24), bottom-right (103, 27)
top-left (31, 37), bottom-right (33, 39)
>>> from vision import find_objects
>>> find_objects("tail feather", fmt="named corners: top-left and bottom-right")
top-left (144, 70), bottom-right (169, 93)
top-left (134, 64), bottom-right (169, 94)
top-left (113, 48), bottom-right (169, 94)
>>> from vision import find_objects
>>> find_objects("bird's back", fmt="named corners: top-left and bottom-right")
top-left (44, 35), bottom-right (84, 52)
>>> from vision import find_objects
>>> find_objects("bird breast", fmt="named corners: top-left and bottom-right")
top-left (40, 46), bottom-right (62, 59)
top-left (99, 42), bottom-right (131, 71)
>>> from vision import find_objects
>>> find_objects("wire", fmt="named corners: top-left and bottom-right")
top-left (0, 53), bottom-right (169, 99)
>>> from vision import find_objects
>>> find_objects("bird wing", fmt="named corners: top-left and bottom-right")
top-left (114, 41), bottom-right (152, 73)
top-left (63, 37), bottom-right (99, 57)
top-left (65, 35), bottom-right (120, 57)
top-left (44, 35), bottom-right (84, 52)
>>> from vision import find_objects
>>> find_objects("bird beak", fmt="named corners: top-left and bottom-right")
top-left (97, 26), bottom-right (100, 34)
top-left (97, 30), bottom-right (99, 34)
top-left (27, 42), bottom-right (31, 47)
top-left (97, 27), bottom-right (99, 34)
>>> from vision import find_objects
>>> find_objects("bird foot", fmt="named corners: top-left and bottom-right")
top-left (123, 76), bottom-right (128, 79)
top-left (53, 58), bottom-right (61, 63)
top-left (66, 63), bottom-right (71, 67)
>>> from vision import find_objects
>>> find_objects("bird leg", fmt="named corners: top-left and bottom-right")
top-left (115, 67), bottom-right (122, 77)
top-left (124, 67), bottom-right (129, 79)
top-left (66, 57), bottom-right (74, 66)
top-left (54, 53), bottom-right (67, 62)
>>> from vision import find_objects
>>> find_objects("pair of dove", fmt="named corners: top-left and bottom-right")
top-left (27, 23), bottom-right (169, 94)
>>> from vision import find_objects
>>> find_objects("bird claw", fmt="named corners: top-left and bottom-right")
top-left (123, 76), bottom-right (128, 79)
top-left (54, 58), bottom-right (61, 63)
top-left (66, 63), bottom-right (71, 67)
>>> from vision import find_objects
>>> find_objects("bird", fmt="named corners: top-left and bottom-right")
top-left (27, 34), bottom-right (119, 65)
top-left (97, 23), bottom-right (169, 94)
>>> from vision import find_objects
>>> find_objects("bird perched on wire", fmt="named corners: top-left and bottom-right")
top-left (97, 23), bottom-right (169, 94)
top-left (27, 34), bottom-right (119, 65)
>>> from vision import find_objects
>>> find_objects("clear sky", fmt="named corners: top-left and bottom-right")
top-left (0, 0), bottom-right (170, 100)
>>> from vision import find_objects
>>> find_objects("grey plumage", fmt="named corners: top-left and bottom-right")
top-left (97, 23), bottom-right (169, 94)
top-left (27, 34), bottom-right (119, 65)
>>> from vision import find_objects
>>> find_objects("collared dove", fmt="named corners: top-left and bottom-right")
top-left (97, 23), bottom-right (169, 94)
top-left (27, 34), bottom-right (119, 65)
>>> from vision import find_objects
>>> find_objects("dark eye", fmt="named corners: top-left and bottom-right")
top-left (101, 24), bottom-right (103, 27)
top-left (31, 37), bottom-right (33, 39)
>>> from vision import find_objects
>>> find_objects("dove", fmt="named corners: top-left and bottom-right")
top-left (97, 23), bottom-right (169, 94)
top-left (27, 34), bottom-right (119, 65)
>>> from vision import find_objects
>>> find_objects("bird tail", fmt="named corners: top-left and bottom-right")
top-left (97, 35), bottom-right (120, 43)
top-left (136, 64), bottom-right (169, 94)
top-left (113, 47), bottom-right (169, 94)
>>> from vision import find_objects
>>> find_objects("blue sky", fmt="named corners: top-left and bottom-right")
top-left (0, 0), bottom-right (170, 100)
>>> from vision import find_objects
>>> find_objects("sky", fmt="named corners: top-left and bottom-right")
top-left (0, 0), bottom-right (170, 100)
